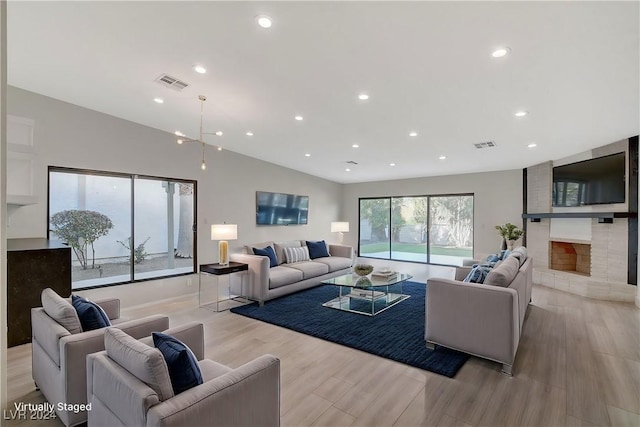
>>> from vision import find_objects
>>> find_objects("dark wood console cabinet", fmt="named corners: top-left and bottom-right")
top-left (7, 238), bottom-right (71, 347)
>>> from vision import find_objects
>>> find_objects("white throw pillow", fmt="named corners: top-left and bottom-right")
top-left (284, 246), bottom-right (310, 263)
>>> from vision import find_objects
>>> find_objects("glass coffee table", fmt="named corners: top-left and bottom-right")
top-left (321, 272), bottom-right (412, 316)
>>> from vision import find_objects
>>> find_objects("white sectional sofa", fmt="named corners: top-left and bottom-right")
top-left (425, 247), bottom-right (532, 375)
top-left (230, 240), bottom-right (353, 305)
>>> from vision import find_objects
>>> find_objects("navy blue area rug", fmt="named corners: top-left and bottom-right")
top-left (230, 281), bottom-right (468, 377)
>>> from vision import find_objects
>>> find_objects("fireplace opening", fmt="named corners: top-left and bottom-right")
top-left (550, 241), bottom-right (591, 276)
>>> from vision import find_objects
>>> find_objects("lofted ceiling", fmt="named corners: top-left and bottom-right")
top-left (7, 1), bottom-right (640, 184)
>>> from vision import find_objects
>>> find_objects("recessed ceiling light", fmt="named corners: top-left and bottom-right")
top-left (439, 155), bottom-right (447, 160)
top-left (345, 168), bottom-right (351, 172)
top-left (256, 15), bottom-right (272, 28)
top-left (491, 47), bottom-right (511, 58)
top-left (153, 98), bottom-right (164, 104)
top-left (217, 147), bottom-right (223, 151)
top-left (295, 115), bottom-right (304, 121)
top-left (304, 153), bottom-right (311, 157)
top-left (176, 139), bottom-right (183, 145)
top-left (352, 144), bottom-right (359, 148)
top-left (215, 131), bottom-right (223, 136)
top-left (358, 93), bottom-right (369, 101)
top-left (528, 143), bottom-right (537, 148)
top-left (193, 65), bottom-right (207, 74)
top-left (409, 132), bottom-right (418, 137)
top-left (174, 131), bottom-right (185, 137)
top-left (389, 163), bottom-right (396, 167)
top-left (515, 111), bottom-right (528, 117)
top-left (246, 131), bottom-right (254, 136)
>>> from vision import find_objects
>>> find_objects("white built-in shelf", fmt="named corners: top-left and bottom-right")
top-left (7, 115), bottom-right (37, 208)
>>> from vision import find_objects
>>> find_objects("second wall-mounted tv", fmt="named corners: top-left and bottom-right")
top-left (552, 152), bottom-right (626, 207)
top-left (256, 191), bottom-right (309, 225)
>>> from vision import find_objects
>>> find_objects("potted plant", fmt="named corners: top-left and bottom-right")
top-left (495, 223), bottom-right (525, 251)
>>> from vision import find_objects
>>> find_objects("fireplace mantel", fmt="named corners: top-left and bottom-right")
top-left (523, 212), bottom-right (636, 223)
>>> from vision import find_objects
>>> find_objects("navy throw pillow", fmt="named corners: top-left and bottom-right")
top-left (253, 246), bottom-right (278, 268)
top-left (306, 240), bottom-right (330, 259)
top-left (71, 295), bottom-right (111, 331)
top-left (153, 332), bottom-right (203, 394)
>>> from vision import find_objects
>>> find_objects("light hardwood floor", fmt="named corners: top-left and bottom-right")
top-left (6, 279), bottom-right (640, 427)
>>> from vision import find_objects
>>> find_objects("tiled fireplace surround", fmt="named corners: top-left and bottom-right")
top-left (526, 140), bottom-right (637, 303)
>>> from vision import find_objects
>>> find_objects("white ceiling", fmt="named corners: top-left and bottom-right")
top-left (7, 1), bottom-right (640, 184)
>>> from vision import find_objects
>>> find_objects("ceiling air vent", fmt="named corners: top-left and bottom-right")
top-left (155, 74), bottom-right (190, 91)
top-left (473, 141), bottom-right (496, 149)
top-left (346, 160), bottom-right (358, 165)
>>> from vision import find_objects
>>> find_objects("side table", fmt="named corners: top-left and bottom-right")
top-left (199, 262), bottom-right (249, 312)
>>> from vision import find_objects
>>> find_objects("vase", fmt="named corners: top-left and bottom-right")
top-left (507, 240), bottom-right (516, 251)
top-left (501, 238), bottom-right (507, 251)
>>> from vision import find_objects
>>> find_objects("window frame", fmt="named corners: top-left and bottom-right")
top-left (357, 192), bottom-right (474, 266)
top-left (47, 166), bottom-right (198, 290)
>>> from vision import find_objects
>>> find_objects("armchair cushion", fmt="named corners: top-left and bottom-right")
top-left (104, 328), bottom-right (174, 402)
top-left (41, 288), bottom-right (82, 334)
top-left (152, 332), bottom-right (203, 394)
top-left (72, 295), bottom-right (111, 331)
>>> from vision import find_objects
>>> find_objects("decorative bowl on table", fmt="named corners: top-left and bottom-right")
top-left (354, 276), bottom-right (372, 287)
top-left (353, 264), bottom-right (374, 276)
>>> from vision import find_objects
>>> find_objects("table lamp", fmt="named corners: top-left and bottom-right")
top-left (331, 221), bottom-right (349, 243)
top-left (211, 224), bottom-right (237, 266)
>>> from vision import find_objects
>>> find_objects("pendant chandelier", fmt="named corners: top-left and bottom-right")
top-left (176, 95), bottom-right (221, 170)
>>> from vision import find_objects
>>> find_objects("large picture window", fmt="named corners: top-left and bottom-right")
top-left (48, 167), bottom-right (196, 289)
top-left (359, 194), bottom-right (473, 266)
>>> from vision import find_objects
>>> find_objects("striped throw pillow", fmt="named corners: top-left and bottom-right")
top-left (284, 246), bottom-right (310, 263)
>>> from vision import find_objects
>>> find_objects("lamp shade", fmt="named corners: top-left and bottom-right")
top-left (331, 222), bottom-right (350, 233)
top-left (211, 224), bottom-right (237, 241)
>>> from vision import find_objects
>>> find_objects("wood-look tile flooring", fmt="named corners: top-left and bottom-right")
top-left (6, 284), bottom-right (640, 426)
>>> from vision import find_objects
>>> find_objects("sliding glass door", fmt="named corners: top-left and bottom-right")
top-left (428, 195), bottom-right (474, 264)
top-left (359, 194), bottom-right (473, 266)
top-left (49, 167), bottom-right (196, 289)
top-left (358, 198), bottom-right (391, 259)
top-left (133, 179), bottom-right (195, 281)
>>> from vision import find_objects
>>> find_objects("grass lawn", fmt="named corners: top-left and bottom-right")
top-left (360, 242), bottom-right (472, 257)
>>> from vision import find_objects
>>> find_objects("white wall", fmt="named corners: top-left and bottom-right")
top-left (7, 86), bottom-right (342, 305)
top-left (342, 170), bottom-right (523, 260)
top-left (1, 0), bottom-right (8, 411)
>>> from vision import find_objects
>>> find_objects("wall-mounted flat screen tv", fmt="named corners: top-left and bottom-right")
top-left (552, 152), bottom-right (626, 207)
top-left (256, 191), bottom-right (309, 225)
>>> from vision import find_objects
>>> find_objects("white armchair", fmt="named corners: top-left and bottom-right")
top-left (87, 327), bottom-right (281, 427)
top-left (31, 288), bottom-right (169, 426)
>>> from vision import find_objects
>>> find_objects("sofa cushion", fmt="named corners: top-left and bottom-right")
top-left (313, 256), bottom-right (352, 273)
top-left (71, 295), bottom-right (111, 331)
top-left (269, 266), bottom-right (304, 289)
top-left (286, 261), bottom-right (329, 279)
top-left (41, 288), bottom-right (83, 334)
top-left (253, 246), bottom-right (278, 268)
top-left (152, 332), bottom-right (203, 395)
top-left (104, 328), bottom-right (174, 402)
top-left (510, 246), bottom-right (528, 266)
top-left (274, 241), bottom-right (302, 265)
top-left (306, 240), bottom-right (330, 259)
top-left (484, 256), bottom-right (520, 287)
top-left (284, 246), bottom-right (310, 263)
